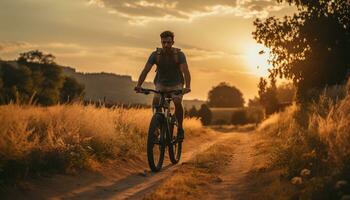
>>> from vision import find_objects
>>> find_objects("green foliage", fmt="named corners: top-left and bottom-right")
top-left (0, 50), bottom-right (85, 105)
top-left (258, 77), bottom-right (279, 115)
top-left (246, 107), bottom-right (265, 124)
top-left (208, 82), bottom-right (244, 108)
top-left (276, 82), bottom-right (296, 103)
top-left (253, 0), bottom-right (350, 101)
top-left (197, 104), bottom-right (212, 125)
top-left (254, 77), bottom-right (295, 116)
top-left (60, 76), bottom-right (85, 103)
top-left (18, 49), bottom-right (56, 65)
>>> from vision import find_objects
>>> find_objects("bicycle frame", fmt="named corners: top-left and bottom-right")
top-left (137, 88), bottom-right (185, 171)
top-left (138, 88), bottom-right (182, 145)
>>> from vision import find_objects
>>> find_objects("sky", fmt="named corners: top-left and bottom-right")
top-left (0, 0), bottom-right (296, 101)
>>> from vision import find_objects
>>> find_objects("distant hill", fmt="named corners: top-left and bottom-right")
top-left (62, 66), bottom-right (206, 107)
top-left (62, 67), bottom-right (154, 105)
top-left (0, 60), bottom-right (205, 106)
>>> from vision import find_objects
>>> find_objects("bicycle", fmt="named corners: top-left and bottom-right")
top-left (136, 88), bottom-right (187, 172)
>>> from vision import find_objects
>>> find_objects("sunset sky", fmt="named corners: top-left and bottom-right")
top-left (0, 0), bottom-right (296, 101)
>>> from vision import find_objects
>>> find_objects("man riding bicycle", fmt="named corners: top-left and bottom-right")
top-left (135, 30), bottom-right (191, 141)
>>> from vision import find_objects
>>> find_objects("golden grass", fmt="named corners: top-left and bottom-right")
top-left (144, 139), bottom-right (236, 200)
top-left (256, 79), bottom-right (350, 199)
top-left (0, 103), bottom-right (204, 181)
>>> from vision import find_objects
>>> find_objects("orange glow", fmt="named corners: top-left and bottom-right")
top-left (244, 43), bottom-right (271, 77)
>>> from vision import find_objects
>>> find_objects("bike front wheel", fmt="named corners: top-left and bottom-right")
top-left (147, 113), bottom-right (166, 172)
top-left (168, 115), bottom-right (182, 164)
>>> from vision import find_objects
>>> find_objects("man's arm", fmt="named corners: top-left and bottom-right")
top-left (136, 63), bottom-right (153, 88)
top-left (180, 62), bottom-right (191, 90)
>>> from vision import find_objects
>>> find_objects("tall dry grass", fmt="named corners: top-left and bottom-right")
top-left (0, 103), bottom-right (203, 182)
top-left (258, 79), bottom-right (350, 199)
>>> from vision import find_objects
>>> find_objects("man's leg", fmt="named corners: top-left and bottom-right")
top-left (173, 97), bottom-right (184, 140)
top-left (152, 94), bottom-right (160, 113)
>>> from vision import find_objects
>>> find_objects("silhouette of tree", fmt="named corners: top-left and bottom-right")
top-left (0, 62), bottom-right (33, 103)
top-left (188, 106), bottom-right (198, 118)
top-left (248, 96), bottom-right (261, 108)
top-left (208, 82), bottom-right (245, 107)
top-left (18, 50), bottom-right (56, 65)
top-left (258, 77), bottom-right (279, 115)
top-left (0, 50), bottom-right (85, 105)
top-left (253, 0), bottom-right (350, 101)
top-left (197, 104), bottom-right (212, 125)
top-left (276, 82), bottom-right (296, 103)
top-left (60, 76), bottom-right (85, 103)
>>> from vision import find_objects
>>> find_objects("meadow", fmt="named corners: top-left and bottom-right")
top-left (257, 79), bottom-right (350, 199)
top-left (0, 103), bottom-right (204, 183)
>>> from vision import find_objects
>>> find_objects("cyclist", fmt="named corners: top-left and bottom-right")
top-left (135, 30), bottom-right (191, 141)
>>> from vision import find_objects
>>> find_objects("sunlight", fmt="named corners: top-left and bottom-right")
top-left (244, 43), bottom-right (271, 77)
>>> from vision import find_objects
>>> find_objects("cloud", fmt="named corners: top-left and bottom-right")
top-left (0, 41), bottom-right (37, 53)
top-left (185, 48), bottom-right (241, 61)
top-left (87, 0), bottom-right (285, 25)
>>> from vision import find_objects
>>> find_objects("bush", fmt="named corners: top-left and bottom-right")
top-left (197, 104), bottom-right (212, 125)
top-left (258, 79), bottom-right (350, 199)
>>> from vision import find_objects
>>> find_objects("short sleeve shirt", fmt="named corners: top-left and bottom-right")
top-left (147, 50), bottom-right (187, 65)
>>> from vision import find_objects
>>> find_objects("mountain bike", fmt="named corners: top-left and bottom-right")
top-left (136, 88), bottom-right (186, 172)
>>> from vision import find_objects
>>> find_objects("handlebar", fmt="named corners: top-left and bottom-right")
top-left (135, 87), bottom-right (188, 95)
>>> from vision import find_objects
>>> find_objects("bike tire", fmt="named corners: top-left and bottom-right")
top-left (147, 113), bottom-right (166, 172)
top-left (168, 115), bottom-right (182, 164)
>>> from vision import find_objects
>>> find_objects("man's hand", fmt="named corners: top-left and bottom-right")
top-left (134, 86), bottom-right (142, 93)
top-left (183, 87), bottom-right (191, 94)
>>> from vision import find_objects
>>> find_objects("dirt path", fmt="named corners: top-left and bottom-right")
top-left (205, 132), bottom-right (260, 200)
top-left (3, 130), bottom-right (273, 200)
top-left (199, 132), bottom-right (294, 200)
top-left (3, 131), bottom-right (238, 200)
top-left (57, 133), bottom-right (233, 200)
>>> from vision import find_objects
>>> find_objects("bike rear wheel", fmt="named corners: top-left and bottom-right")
top-left (168, 115), bottom-right (182, 164)
top-left (147, 114), bottom-right (165, 172)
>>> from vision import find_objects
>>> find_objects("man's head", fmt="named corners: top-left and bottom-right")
top-left (160, 30), bottom-right (174, 51)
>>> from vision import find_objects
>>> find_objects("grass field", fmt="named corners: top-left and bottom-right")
top-left (0, 103), bottom-right (204, 183)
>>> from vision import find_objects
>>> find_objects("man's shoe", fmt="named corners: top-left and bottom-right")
top-left (177, 128), bottom-right (184, 142)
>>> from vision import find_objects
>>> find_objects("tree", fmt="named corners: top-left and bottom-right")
top-left (253, 0), bottom-right (350, 102)
top-left (188, 106), bottom-right (198, 118)
top-left (208, 82), bottom-right (245, 107)
top-left (18, 50), bottom-right (56, 65)
top-left (258, 77), bottom-right (279, 115)
top-left (60, 76), bottom-right (85, 103)
top-left (276, 82), bottom-right (296, 103)
top-left (0, 50), bottom-right (85, 105)
top-left (197, 104), bottom-right (212, 125)
top-left (0, 62), bottom-right (33, 103)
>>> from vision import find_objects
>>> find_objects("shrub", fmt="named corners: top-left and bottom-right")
top-left (197, 104), bottom-right (212, 125)
top-left (258, 79), bottom-right (350, 198)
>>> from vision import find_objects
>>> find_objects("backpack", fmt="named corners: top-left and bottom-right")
top-left (155, 48), bottom-right (181, 72)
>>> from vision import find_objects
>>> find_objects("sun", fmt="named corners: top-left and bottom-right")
top-left (244, 43), bottom-right (271, 77)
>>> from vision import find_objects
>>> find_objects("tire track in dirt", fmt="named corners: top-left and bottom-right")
top-left (205, 132), bottom-right (257, 200)
top-left (54, 133), bottom-right (235, 200)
